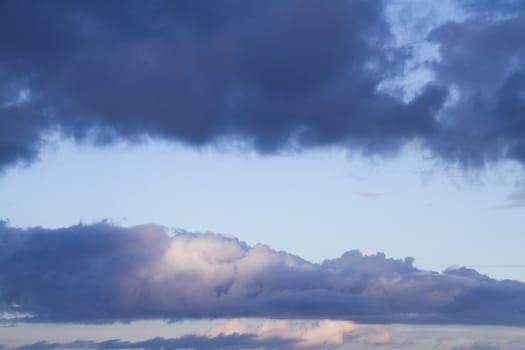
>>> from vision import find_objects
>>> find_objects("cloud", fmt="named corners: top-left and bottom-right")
top-left (14, 319), bottom-right (389, 350)
top-left (426, 3), bottom-right (525, 167)
top-left (13, 319), bottom-right (390, 350)
top-left (208, 319), bottom-right (391, 348)
top-left (492, 189), bottom-right (525, 209)
top-left (452, 343), bottom-right (500, 350)
top-left (354, 191), bottom-right (384, 198)
top-left (507, 190), bottom-right (525, 203)
top-left (15, 334), bottom-right (290, 350)
top-left (2, 1), bottom-right (525, 172)
top-left (0, 221), bottom-right (524, 325)
top-left (0, 0), bottom-right (448, 172)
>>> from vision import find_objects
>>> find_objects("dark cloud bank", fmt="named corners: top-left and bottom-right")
top-left (15, 334), bottom-right (293, 350)
top-left (0, 221), bottom-right (524, 326)
top-left (1, 0), bottom-right (525, 170)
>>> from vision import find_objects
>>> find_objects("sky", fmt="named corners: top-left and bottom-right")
top-left (1, 0), bottom-right (525, 349)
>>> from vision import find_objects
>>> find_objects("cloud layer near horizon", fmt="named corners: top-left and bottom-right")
top-left (0, 222), bottom-right (524, 325)
top-left (14, 319), bottom-right (391, 350)
top-left (1, 0), bottom-right (525, 171)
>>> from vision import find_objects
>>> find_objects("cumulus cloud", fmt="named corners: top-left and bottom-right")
top-left (0, 221), bottom-right (524, 325)
top-left (0, 0), bottom-right (442, 168)
top-left (208, 319), bottom-right (391, 348)
top-left (1, 1), bottom-right (524, 171)
top-left (31, 0), bottom-right (525, 174)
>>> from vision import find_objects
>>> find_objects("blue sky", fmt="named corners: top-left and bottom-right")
top-left (1, 0), bottom-right (525, 349)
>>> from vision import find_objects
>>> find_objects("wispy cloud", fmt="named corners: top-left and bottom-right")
top-left (354, 192), bottom-right (384, 199)
top-left (1, 221), bottom-right (524, 325)
top-left (507, 190), bottom-right (525, 203)
top-left (452, 343), bottom-right (500, 350)
top-left (492, 189), bottom-right (525, 209)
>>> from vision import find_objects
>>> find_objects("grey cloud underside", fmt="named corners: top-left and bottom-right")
top-left (0, 222), bottom-right (524, 325)
top-left (452, 344), bottom-right (500, 350)
top-left (15, 335), bottom-right (292, 350)
top-left (1, 0), bottom-right (524, 170)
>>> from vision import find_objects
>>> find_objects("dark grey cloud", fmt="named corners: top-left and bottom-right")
top-left (2, 1), bottom-right (525, 171)
top-left (0, 103), bottom-right (48, 171)
top-left (0, 221), bottom-right (524, 325)
top-left (427, 3), bottom-right (525, 167)
top-left (0, 0), bottom-right (447, 171)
